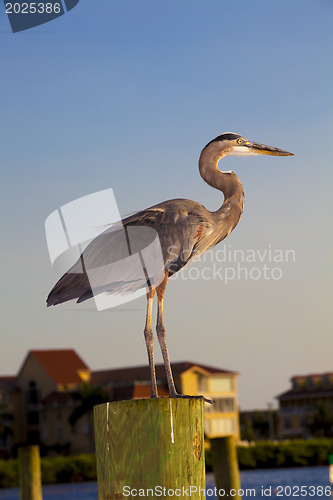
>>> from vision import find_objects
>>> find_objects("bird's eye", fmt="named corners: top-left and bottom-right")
top-left (237, 139), bottom-right (242, 144)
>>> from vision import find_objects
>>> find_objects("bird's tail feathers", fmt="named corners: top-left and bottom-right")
top-left (46, 272), bottom-right (91, 307)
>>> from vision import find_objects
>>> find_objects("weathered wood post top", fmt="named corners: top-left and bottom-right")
top-left (94, 397), bottom-right (205, 499)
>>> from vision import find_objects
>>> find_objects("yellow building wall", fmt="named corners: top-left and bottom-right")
top-left (180, 370), bottom-right (201, 395)
top-left (204, 375), bottom-right (240, 440)
top-left (180, 369), bottom-right (240, 441)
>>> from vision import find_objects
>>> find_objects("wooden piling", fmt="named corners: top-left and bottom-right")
top-left (94, 398), bottom-right (205, 499)
top-left (210, 436), bottom-right (241, 500)
top-left (18, 445), bottom-right (43, 500)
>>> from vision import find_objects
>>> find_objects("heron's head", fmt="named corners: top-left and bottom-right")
top-left (204, 132), bottom-right (294, 157)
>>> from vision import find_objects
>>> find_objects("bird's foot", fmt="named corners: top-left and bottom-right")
top-left (169, 393), bottom-right (215, 405)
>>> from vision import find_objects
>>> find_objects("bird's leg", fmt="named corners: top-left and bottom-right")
top-left (156, 273), bottom-right (179, 398)
top-left (156, 273), bottom-right (214, 405)
top-left (144, 288), bottom-right (159, 398)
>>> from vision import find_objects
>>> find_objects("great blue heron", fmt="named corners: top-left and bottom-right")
top-left (47, 132), bottom-right (293, 400)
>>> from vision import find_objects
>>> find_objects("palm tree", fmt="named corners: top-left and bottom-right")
top-left (69, 384), bottom-right (110, 452)
top-left (306, 400), bottom-right (333, 438)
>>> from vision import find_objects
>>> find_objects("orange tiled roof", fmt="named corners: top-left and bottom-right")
top-left (29, 349), bottom-right (89, 385)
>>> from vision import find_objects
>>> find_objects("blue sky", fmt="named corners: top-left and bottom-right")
top-left (1, 0), bottom-right (332, 409)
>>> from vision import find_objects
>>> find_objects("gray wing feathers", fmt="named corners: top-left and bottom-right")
top-left (47, 199), bottom-right (214, 306)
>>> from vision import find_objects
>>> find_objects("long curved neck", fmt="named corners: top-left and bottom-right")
top-left (199, 144), bottom-right (245, 237)
top-left (199, 145), bottom-right (244, 201)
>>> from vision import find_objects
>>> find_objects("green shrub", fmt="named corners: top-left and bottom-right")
top-left (41, 454), bottom-right (97, 484)
top-left (1, 440), bottom-right (333, 488)
top-left (236, 438), bottom-right (333, 470)
top-left (306, 439), bottom-right (333, 465)
top-left (276, 441), bottom-right (311, 467)
top-left (252, 442), bottom-right (279, 468)
top-left (0, 459), bottom-right (18, 488)
top-left (41, 457), bottom-right (58, 484)
top-left (72, 455), bottom-right (97, 480)
top-left (236, 446), bottom-right (256, 469)
top-left (0, 453), bottom-right (97, 488)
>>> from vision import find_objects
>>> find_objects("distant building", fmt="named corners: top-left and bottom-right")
top-left (0, 350), bottom-right (92, 456)
top-left (92, 361), bottom-right (240, 439)
top-left (276, 372), bottom-right (333, 439)
top-left (0, 350), bottom-right (240, 456)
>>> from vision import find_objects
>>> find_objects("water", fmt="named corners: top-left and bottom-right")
top-left (0, 466), bottom-right (331, 499)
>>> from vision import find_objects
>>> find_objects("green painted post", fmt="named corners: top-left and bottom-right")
top-left (18, 445), bottom-right (43, 500)
top-left (210, 436), bottom-right (241, 500)
top-left (94, 398), bottom-right (205, 499)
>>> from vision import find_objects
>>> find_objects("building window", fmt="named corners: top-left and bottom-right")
top-left (28, 381), bottom-right (39, 405)
top-left (306, 377), bottom-right (314, 389)
top-left (197, 374), bottom-right (207, 392)
top-left (292, 378), bottom-right (298, 389)
top-left (0, 390), bottom-right (9, 404)
top-left (300, 416), bottom-right (308, 428)
top-left (41, 426), bottom-right (48, 441)
top-left (205, 397), bottom-right (235, 413)
top-left (209, 376), bottom-right (233, 393)
top-left (208, 417), bottom-right (236, 436)
top-left (283, 417), bottom-right (292, 429)
top-left (56, 427), bottom-right (62, 443)
top-left (0, 433), bottom-right (11, 448)
top-left (27, 411), bottom-right (39, 426)
top-left (57, 410), bottom-right (62, 420)
top-left (27, 430), bottom-right (40, 444)
top-left (82, 422), bottom-right (90, 436)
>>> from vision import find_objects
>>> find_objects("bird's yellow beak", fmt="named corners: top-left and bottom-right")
top-left (246, 141), bottom-right (294, 156)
